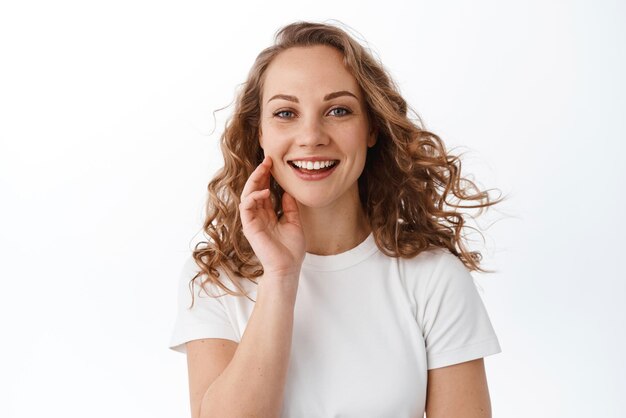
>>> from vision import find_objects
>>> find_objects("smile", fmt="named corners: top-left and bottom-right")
top-left (290, 160), bottom-right (338, 170)
top-left (288, 160), bottom-right (339, 181)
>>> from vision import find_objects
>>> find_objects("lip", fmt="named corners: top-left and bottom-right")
top-left (289, 161), bottom-right (339, 181)
top-left (287, 156), bottom-right (339, 163)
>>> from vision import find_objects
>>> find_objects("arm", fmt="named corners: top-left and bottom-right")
top-left (425, 358), bottom-right (492, 418)
top-left (191, 155), bottom-right (304, 417)
top-left (194, 276), bottom-right (298, 418)
top-left (183, 157), bottom-right (306, 418)
top-left (186, 338), bottom-right (238, 418)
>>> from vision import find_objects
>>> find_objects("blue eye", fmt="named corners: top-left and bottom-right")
top-left (329, 107), bottom-right (350, 117)
top-left (274, 110), bottom-right (295, 118)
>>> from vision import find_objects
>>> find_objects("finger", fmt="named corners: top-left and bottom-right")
top-left (239, 188), bottom-right (271, 211)
top-left (280, 191), bottom-right (302, 227)
top-left (240, 156), bottom-right (272, 201)
top-left (240, 158), bottom-right (267, 201)
top-left (263, 156), bottom-right (277, 211)
top-left (263, 188), bottom-right (274, 212)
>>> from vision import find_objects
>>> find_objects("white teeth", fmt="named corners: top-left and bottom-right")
top-left (292, 160), bottom-right (337, 170)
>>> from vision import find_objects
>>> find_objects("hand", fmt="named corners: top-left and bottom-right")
top-left (239, 156), bottom-right (305, 279)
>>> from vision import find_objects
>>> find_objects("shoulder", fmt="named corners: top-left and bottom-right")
top-left (393, 247), bottom-right (476, 306)
top-left (177, 256), bottom-right (215, 294)
top-left (176, 255), bottom-right (254, 300)
top-left (399, 247), bottom-right (469, 282)
top-left (174, 256), bottom-right (217, 307)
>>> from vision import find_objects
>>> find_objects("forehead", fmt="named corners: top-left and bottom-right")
top-left (262, 45), bottom-right (361, 100)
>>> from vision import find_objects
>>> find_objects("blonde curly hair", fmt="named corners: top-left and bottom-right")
top-left (188, 21), bottom-right (503, 306)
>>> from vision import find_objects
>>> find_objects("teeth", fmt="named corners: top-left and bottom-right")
top-left (292, 160), bottom-right (337, 170)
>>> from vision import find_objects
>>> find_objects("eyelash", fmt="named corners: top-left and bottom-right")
top-left (273, 107), bottom-right (352, 119)
top-left (329, 107), bottom-right (350, 117)
top-left (274, 110), bottom-right (295, 119)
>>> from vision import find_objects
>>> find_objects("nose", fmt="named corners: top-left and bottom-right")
top-left (295, 115), bottom-right (329, 147)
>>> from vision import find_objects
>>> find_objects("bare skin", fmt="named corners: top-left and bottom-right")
top-left (186, 44), bottom-right (494, 418)
top-left (238, 155), bottom-right (306, 279)
top-left (258, 45), bottom-right (376, 255)
top-left (426, 358), bottom-right (493, 418)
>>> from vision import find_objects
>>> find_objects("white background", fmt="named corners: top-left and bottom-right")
top-left (1, 0), bottom-right (624, 417)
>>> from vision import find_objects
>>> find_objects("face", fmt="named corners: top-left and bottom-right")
top-left (259, 45), bottom-right (376, 210)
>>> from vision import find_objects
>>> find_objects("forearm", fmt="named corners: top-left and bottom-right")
top-left (200, 275), bottom-right (298, 418)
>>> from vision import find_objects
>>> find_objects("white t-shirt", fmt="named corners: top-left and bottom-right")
top-left (169, 232), bottom-right (501, 417)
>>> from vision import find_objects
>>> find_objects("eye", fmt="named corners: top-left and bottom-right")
top-left (328, 107), bottom-right (351, 117)
top-left (274, 110), bottom-right (295, 119)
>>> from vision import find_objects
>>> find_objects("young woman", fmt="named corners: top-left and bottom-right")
top-left (170, 21), bottom-right (502, 418)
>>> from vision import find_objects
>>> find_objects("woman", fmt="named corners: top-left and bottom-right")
top-left (170, 21), bottom-right (502, 418)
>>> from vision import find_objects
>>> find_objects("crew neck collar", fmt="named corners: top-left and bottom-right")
top-left (302, 232), bottom-right (378, 272)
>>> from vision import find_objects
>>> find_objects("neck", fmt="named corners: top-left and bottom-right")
top-left (296, 188), bottom-right (371, 256)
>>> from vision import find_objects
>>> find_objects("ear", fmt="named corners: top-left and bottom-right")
top-left (366, 115), bottom-right (377, 147)
top-left (367, 128), bottom-right (377, 148)
top-left (258, 128), bottom-right (264, 149)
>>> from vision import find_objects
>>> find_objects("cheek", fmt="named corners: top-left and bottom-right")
top-left (259, 125), bottom-right (291, 153)
top-left (343, 127), bottom-right (370, 156)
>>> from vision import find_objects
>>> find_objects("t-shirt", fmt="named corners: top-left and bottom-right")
top-left (169, 232), bottom-right (501, 417)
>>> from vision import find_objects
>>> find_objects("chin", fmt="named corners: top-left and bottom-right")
top-left (293, 196), bottom-right (333, 209)
top-left (286, 191), bottom-right (338, 209)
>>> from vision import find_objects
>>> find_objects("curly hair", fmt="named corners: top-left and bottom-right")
top-left (188, 21), bottom-right (503, 306)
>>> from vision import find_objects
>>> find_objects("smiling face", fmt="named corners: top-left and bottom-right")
top-left (259, 45), bottom-right (376, 210)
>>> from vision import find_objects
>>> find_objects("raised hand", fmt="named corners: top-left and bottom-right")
top-left (239, 156), bottom-right (306, 279)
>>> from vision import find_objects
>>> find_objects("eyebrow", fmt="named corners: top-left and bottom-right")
top-left (266, 90), bottom-right (359, 104)
top-left (323, 90), bottom-right (358, 101)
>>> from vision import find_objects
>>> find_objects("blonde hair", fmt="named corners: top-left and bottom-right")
top-left (188, 21), bottom-right (503, 306)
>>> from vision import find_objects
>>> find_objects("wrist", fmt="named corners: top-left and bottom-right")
top-left (258, 272), bottom-right (300, 297)
top-left (261, 268), bottom-right (300, 284)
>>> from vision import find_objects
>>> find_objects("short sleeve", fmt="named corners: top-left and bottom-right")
top-left (168, 256), bottom-right (238, 354)
top-left (420, 251), bottom-right (501, 370)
